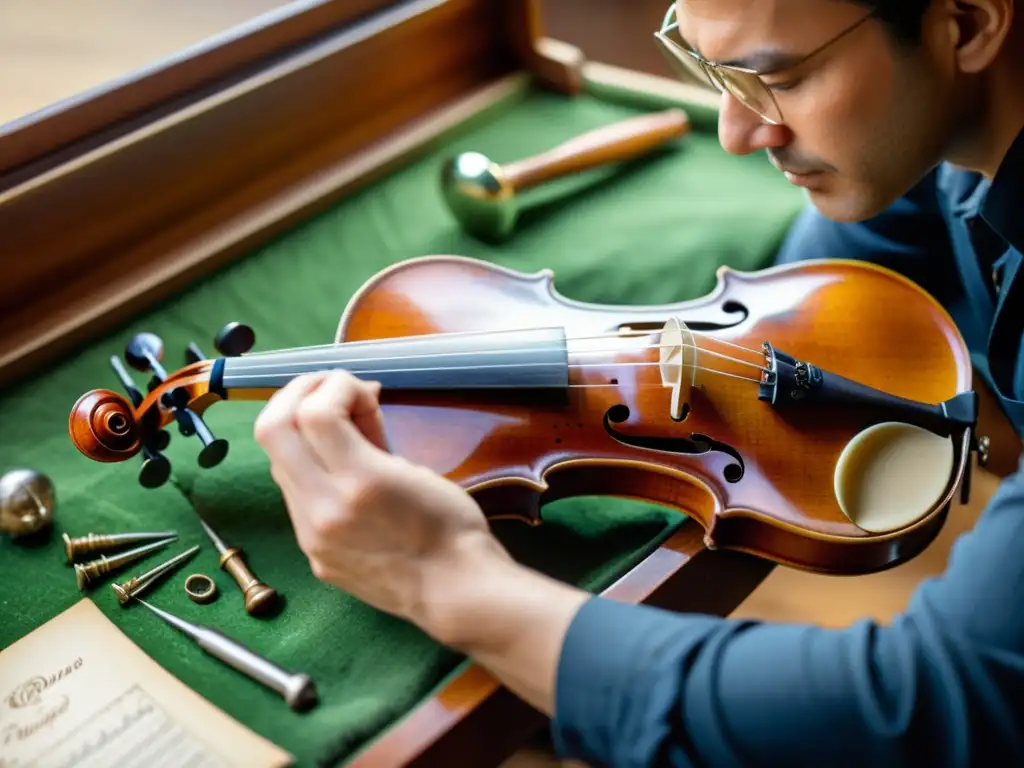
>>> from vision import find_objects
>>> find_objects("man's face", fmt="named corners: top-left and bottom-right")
top-left (673, 0), bottom-right (968, 222)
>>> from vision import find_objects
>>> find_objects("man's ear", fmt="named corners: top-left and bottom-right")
top-left (949, 0), bottom-right (1014, 73)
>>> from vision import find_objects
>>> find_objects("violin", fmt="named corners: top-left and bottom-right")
top-left (68, 255), bottom-right (986, 575)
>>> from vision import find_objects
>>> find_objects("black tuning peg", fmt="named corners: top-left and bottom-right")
top-left (125, 332), bottom-right (169, 392)
top-left (215, 322), bottom-right (256, 357)
top-left (108, 355), bottom-right (171, 489)
top-left (186, 323), bottom-right (255, 364)
top-left (177, 329), bottom-right (236, 470)
top-left (185, 342), bottom-right (205, 366)
top-left (164, 388), bottom-right (229, 469)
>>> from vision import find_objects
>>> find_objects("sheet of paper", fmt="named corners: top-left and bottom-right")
top-left (0, 599), bottom-right (293, 768)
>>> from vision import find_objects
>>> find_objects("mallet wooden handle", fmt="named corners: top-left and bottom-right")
top-left (501, 108), bottom-right (691, 191)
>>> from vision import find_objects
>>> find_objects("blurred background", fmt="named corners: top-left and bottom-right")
top-left (0, 0), bottom-right (672, 128)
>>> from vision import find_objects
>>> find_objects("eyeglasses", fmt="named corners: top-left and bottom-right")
top-left (653, 4), bottom-right (875, 124)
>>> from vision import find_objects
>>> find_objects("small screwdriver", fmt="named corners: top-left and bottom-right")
top-left (133, 596), bottom-right (317, 712)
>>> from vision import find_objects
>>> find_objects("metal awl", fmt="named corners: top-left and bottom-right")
top-left (133, 596), bottom-right (317, 712)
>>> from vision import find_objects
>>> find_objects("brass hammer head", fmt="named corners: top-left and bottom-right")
top-left (440, 152), bottom-right (518, 242)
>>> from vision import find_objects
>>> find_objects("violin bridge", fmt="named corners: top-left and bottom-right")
top-left (659, 317), bottom-right (696, 422)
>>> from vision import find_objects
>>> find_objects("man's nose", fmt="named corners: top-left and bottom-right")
top-left (717, 91), bottom-right (791, 156)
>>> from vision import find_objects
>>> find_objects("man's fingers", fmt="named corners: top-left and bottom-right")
top-left (293, 371), bottom-right (388, 472)
top-left (254, 372), bottom-right (333, 489)
top-left (353, 380), bottom-right (390, 453)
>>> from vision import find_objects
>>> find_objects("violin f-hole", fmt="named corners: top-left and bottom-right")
top-left (602, 405), bottom-right (745, 482)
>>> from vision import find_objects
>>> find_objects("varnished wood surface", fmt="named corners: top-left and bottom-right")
top-left (71, 254), bottom-right (976, 577)
top-left (10, 2), bottom-right (769, 763)
top-left (334, 255), bottom-right (972, 574)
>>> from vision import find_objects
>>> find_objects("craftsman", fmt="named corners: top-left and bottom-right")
top-left (252, 0), bottom-right (1024, 764)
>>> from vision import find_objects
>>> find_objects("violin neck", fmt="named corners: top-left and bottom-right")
top-left (209, 328), bottom-right (571, 398)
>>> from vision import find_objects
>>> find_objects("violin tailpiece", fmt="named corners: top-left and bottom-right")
top-left (758, 342), bottom-right (978, 438)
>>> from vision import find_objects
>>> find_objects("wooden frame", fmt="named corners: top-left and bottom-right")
top-left (0, 0), bottom-right (552, 388)
top-left (1, 2), bottom-right (758, 766)
top-left (0, 0), bottom-right (410, 173)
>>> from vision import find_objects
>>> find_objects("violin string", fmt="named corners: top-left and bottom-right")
top-left (227, 360), bottom-right (765, 385)
top-left (227, 339), bottom-right (770, 376)
top-left (232, 326), bottom-right (767, 361)
top-left (582, 362), bottom-right (761, 384)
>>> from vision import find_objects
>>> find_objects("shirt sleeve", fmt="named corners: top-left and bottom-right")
top-left (550, 465), bottom-right (1024, 767)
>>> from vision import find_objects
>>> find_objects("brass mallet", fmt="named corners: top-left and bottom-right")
top-left (441, 108), bottom-right (691, 242)
top-left (197, 515), bottom-right (278, 616)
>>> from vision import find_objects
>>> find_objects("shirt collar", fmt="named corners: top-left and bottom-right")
top-left (981, 122), bottom-right (1024, 252)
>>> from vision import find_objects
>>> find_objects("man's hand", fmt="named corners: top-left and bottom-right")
top-left (253, 370), bottom-right (591, 715)
top-left (253, 370), bottom-right (506, 634)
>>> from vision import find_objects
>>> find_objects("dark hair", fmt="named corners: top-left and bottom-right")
top-left (851, 0), bottom-right (932, 43)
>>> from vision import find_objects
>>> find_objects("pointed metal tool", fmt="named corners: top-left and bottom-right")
top-left (74, 537), bottom-right (176, 590)
top-left (112, 545), bottom-right (201, 604)
top-left (63, 531), bottom-right (178, 564)
top-left (196, 515), bottom-right (278, 615)
top-left (133, 597), bottom-right (317, 711)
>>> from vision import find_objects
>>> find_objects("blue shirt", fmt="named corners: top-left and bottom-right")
top-left (550, 127), bottom-right (1024, 767)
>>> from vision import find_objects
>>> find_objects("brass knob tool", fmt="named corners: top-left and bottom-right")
top-left (196, 515), bottom-right (278, 615)
top-left (0, 468), bottom-right (55, 540)
top-left (132, 596), bottom-right (317, 712)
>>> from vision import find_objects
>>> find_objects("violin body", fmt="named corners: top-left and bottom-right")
top-left (69, 255), bottom-right (979, 576)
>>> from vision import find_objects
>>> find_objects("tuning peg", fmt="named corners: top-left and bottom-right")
top-left (163, 388), bottom-right (229, 469)
top-left (187, 323), bottom-right (254, 364)
top-left (185, 342), bottom-right (205, 365)
top-left (125, 332), bottom-right (168, 378)
top-left (192, 414), bottom-right (230, 468)
top-left (109, 355), bottom-right (172, 489)
top-left (214, 322), bottom-right (256, 357)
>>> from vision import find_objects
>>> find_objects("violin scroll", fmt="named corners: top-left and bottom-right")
top-left (68, 388), bottom-right (142, 463)
top-left (68, 323), bottom-right (254, 485)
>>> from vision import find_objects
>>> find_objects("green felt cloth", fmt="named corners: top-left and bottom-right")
top-left (0, 81), bottom-right (805, 766)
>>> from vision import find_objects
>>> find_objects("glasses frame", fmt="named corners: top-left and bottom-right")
top-left (653, 3), bottom-right (876, 124)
